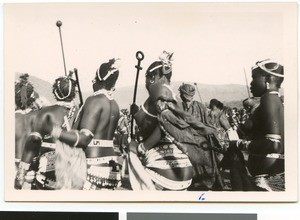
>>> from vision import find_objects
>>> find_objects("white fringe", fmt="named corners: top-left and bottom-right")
top-left (55, 140), bottom-right (87, 189)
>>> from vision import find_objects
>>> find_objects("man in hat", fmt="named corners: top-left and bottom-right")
top-left (178, 83), bottom-right (224, 190)
top-left (39, 58), bottom-right (122, 190)
top-left (15, 73), bottom-right (42, 112)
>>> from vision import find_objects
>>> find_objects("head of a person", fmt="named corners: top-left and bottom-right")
top-left (15, 78), bottom-right (34, 110)
top-left (52, 75), bottom-right (77, 102)
top-left (232, 107), bottom-right (238, 114)
top-left (250, 59), bottom-right (284, 97)
top-left (179, 83), bottom-right (195, 103)
top-left (93, 58), bottom-right (120, 92)
top-left (145, 51), bottom-right (173, 91)
top-left (209, 98), bottom-right (223, 110)
top-left (121, 108), bottom-right (128, 116)
top-left (19, 73), bottom-right (29, 84)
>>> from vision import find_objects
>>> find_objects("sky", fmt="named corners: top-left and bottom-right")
top-left (4, 3), bottom-right (289, 92)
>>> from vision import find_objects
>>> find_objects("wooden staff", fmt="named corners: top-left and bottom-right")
top-left (194, 82), bottom-right (203, 103)
top-left (130, 51), bottom-right (144, 139)
top-left (244, 68), bottom-right (251, 98)
top-left (74, 68), bottom-right (83, 107)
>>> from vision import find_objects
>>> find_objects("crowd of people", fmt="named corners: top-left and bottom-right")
top-left (14, 52), bottom-right (285, 192)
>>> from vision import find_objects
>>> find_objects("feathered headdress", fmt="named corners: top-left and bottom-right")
top-left (149, 51), bottom-right (173, 75)
top-left (53, 72), bottom-right (75, 101)
top-left (96, 58), bottom-right (121, 82)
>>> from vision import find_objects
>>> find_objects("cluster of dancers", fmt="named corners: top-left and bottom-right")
top-left (14, 51), bottom-right (284, 191)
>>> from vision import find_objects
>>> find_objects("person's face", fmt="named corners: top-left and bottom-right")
top-left (145, 73), bottom-right (160, 91)
top-left (250, 71), bottom-right (266, 97)
top-left (180, 93), bottom-right (193, 103)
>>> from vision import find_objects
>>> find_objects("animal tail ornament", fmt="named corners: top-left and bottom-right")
top-left (55, 140), bottom-right (87, 189)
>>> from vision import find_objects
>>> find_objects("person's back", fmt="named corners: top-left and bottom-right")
top-left (48, 58), bottom-right (122, 190)
top-left (78, 94), bottom-right (119, 159)
top-left (15, 76), bottom-right (78, 190)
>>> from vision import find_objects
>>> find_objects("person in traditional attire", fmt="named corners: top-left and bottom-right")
top-left (208, 99), bottom-right (239, 151)
top-left (223, 59), bottom-right (285, 191)
top-left (15, 73), bottom-right (43, 112)
top-left (15, 74), bottom-right (39, 168)
top-left (128, 51), bottom-right (207, 191)
top-left (178, 83), bottom-right (224, 190)
top-left (116, 109), bottom-right (130, 155)
top-left (15, 74), bottom-right (80, 190)
top-left (36, 59), bottom-right (122, 190)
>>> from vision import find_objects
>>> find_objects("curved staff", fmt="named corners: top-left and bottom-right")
top-left (130, 51), bottom-right (144, 138)
top-left (56, 20), bottom-right (67, 76)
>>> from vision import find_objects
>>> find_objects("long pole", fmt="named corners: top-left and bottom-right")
top-left (244, 68), bottom-right (251, 98)
top-left (56, 20), bottom-right (67, 76)
top-left (130, 51), bottom-right (144, 139)
top-left (74, 68), bottom-right (83, 107)
top-left (194, 82), bottom-right (203, 103)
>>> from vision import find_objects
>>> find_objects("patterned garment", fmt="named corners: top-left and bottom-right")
top-left (83, 139), bottom-right (121, 190)
top-left (35, 142), bottom-right (57, 190)
top-left (253, 173), bottom-right (285, 191)
top-left (127, 139), bottom-right (193, 190)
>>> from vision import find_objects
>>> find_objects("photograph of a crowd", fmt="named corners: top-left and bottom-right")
top-left (5, 3), bottom-right (297, 201)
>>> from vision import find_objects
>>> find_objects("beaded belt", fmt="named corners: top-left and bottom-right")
top-left (39, 151), bottom-right (56, 172)
top-left (88, 139), bottom-right (114, 148)
top-left (86, 156), bottom-right (118, 165)
top-left (41, 142), bottom-right (56, 149)
top-left (250, 153), bottom-right (284, 159)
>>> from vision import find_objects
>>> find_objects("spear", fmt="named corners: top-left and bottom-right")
top-left (130, 51), bottom-right (144, 139)
top-left (244, 68), bottom-right (251, 98)
top-left (194, 82), bottom-right (203, 103)
top-left (56, 20), bottom-right (67, 76)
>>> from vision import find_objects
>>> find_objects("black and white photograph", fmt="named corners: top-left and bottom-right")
top-left (4, 2), bottom-right (298, 202)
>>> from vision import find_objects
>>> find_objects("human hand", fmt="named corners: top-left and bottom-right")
top-left (129, 140), bottom-right (139, 155)
top-left (130, 103), bottom-right (139, 116)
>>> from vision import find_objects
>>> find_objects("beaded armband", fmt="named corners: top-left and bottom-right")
top-left (73, 130), bottom-right (80, 147)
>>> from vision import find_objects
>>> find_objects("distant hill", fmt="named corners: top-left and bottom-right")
top-left (15, 74), bottom-right (252, 110)
top-left (83, 82), bottom-right (250, 110)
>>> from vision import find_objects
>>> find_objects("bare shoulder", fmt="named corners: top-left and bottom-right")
top-left (261, 93), bottom-right (282, 107)
top-left (84, 95), bottom-right (108, 109)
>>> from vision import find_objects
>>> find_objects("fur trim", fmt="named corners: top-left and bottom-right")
top-left (55, 140), bottom-right (87, 189)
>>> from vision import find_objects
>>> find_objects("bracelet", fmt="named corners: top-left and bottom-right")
top-left (73, 130), bottom-right (80, 147)
top-left (51, 126), bottom-right (62, 139)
